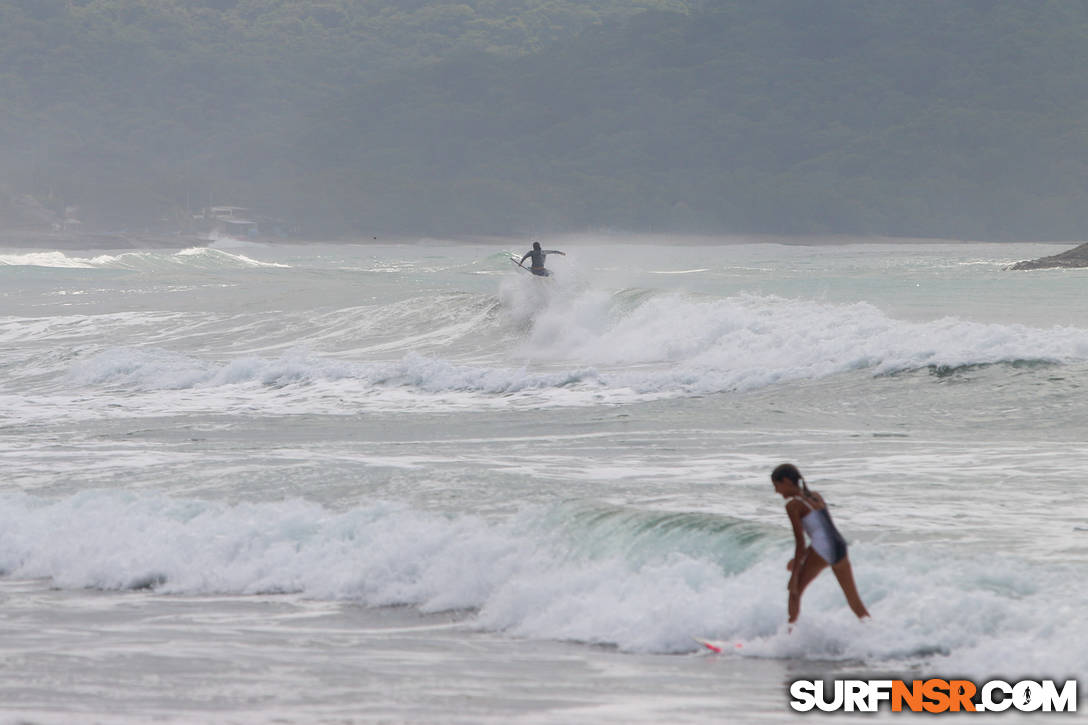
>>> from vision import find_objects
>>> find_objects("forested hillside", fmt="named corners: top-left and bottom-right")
top-left (3, 0), bottom-right (1088, 239)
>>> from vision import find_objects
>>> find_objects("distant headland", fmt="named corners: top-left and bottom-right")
top-left (1007, 243), bottom-right (1088, 270)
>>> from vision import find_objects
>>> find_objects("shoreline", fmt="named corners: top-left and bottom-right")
top-left (0, 578), bottom-right (810, 724)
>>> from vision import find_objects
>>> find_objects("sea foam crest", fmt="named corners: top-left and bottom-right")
top-left (512, 288), bottom-right (1088, 391)
top-left (0, 247), bottom-right (287, 270)
top-left (0, 251), bottom-right (99, 268)
top-left (68, 347), bottom-right (600, 395)
top-left (172, 247), bottom-right (290, 269)
top-left (57, 290), bottom-right (1088, 402)
top-left (0, 491), bottom-right (1083, 678)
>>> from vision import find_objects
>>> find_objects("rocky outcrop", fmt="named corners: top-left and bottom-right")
top-left (1007, 243), bottom-right (1088, 270)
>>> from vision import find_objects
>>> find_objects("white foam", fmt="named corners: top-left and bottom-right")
top-left (0, 251), bottom-right (99, 268)
top-left (11, 278), bottom-right (1088, 415)
top-left (0, 492), bottom-right (1083, 678)
top-left (174, 247), bottom-right (290, 268)
top-left (49, 285), bottom-right (1088, 414)
top-left (66, 348), bottom-right (597, 394)
top-left (522, 289), bottom-right (1086, 368)
top-left (508, 288), bottom-right (1088, 394)
top-left (0, 247), bottom-right (288, 270)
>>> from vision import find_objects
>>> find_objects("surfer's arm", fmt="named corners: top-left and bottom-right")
top-left (543, 250), bottom-right (565, 255)
top-left (785, 502), bottom-right (806, 591)
top-left (519, 252), bottom-right (531, 264)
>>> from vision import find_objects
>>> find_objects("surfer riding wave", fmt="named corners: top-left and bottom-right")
top-left (772, 463), bottom-right (870, 624)
top-left (518, 242), bottom-right (565, 277)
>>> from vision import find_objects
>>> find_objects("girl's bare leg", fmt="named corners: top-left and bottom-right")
top-left (788, 547), bottom-right (827, 623)
top-left (830, 556), bottom-right (870, 619)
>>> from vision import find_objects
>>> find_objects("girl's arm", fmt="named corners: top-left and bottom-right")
top-left (785, 502), bottom-right (806, 590)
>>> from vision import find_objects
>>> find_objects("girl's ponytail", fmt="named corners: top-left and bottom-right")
top-left (771, 462), bottom-right (804, 489)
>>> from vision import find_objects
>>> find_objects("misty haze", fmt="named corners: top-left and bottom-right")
top-left (3, 0), bottom-right (1088, 244)
top-left (2, 3), bottom-right (1087, 724)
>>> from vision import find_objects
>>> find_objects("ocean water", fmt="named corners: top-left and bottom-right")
top-left (1, 237), bottom-right (1085, 723)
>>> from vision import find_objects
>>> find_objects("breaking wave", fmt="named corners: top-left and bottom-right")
top-left (0, 491), bottom-right (1082, 680)
top-left (52, 288), bottom-right (1088, 407)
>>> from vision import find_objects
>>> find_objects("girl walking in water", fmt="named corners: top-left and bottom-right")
top-left (771, 463), bottom-right (870, 623)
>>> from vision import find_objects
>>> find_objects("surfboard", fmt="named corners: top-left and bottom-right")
top-left (693, 637), bottom-right (743, 654)
top-left (511, 258), bottom-right (550, 276)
